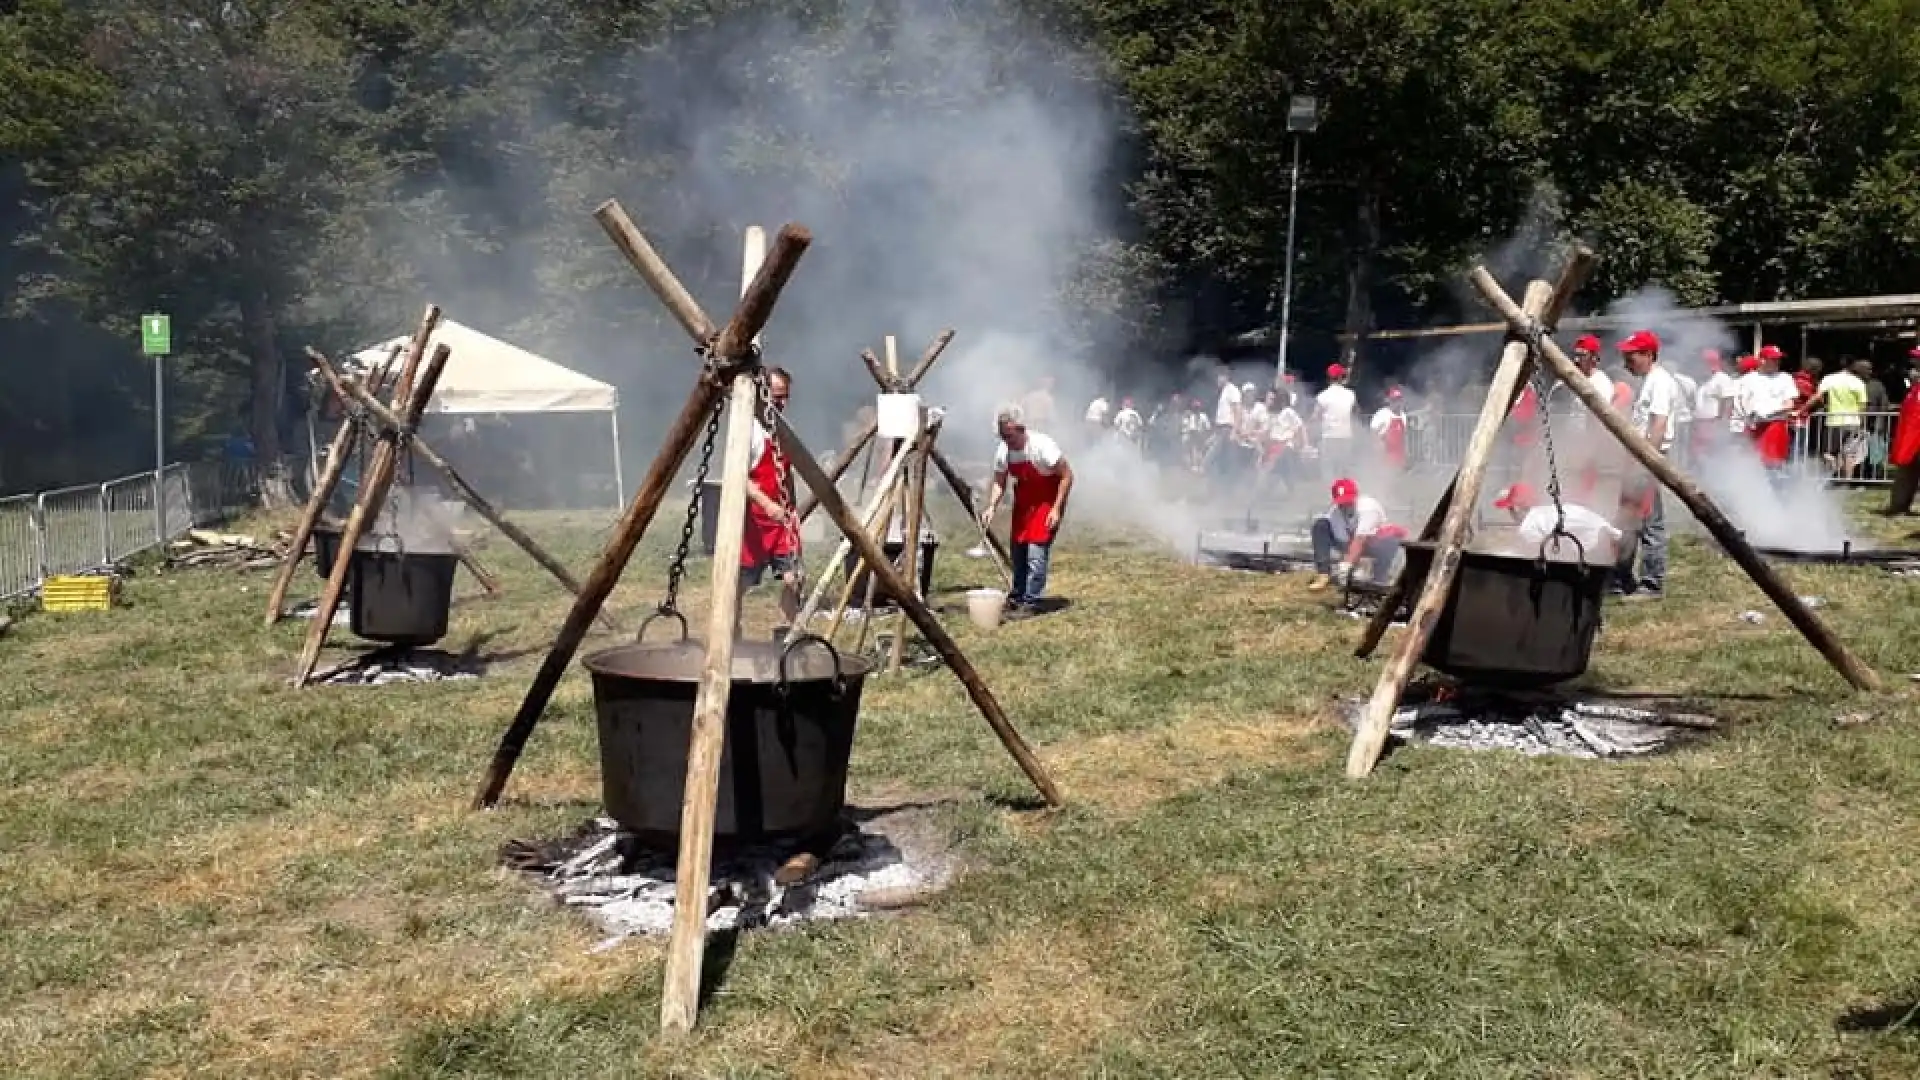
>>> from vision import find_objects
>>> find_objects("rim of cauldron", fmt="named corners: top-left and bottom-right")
top-left (1401, 538), bottom-right (1612, 570)
top-left (581, 638), bottom-right (876, 684)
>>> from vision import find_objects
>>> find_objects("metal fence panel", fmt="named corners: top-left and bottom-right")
top-left (0, 495), bottom-right (37, 600)
top-left (160, 464), bottom-right (194, 536)
top-left (103, 472), bottom-right (160, 563)
top-left (36, 483), bottom-right (106, 579)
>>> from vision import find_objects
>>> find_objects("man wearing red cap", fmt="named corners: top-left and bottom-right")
top-left (1749, 345), bottom-right (1799, 472)
top-left (1493, 483), bottom-right (1623, 560)
top-left (1614, 330), bottom-right (1679, 598)
top-left (1886, 347), bottom-right (1920, 515)
top-left (1308, 477), bottom-right (1405, 590)
top-left (1731, 354), bottom-right (1764, 438)
top-left (1368, 387), bottom-right (1409, 470)
top-left (1313, 363), bottom-right (1358, 478)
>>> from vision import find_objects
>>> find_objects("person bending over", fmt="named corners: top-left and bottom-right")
top-left (1308, 477), bottom-right (1405, 591)
top-left (982, 404), bottom-right (1074, 614)
top-left (1492, 483), bottom-right (1623, 562)
top-left (738, 367), bottom-right (802, 637)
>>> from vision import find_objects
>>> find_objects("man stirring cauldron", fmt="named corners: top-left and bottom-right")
top-left (1307, 478), bottom-right (1406, 591)
top-left (739, 367), bottom-right (802, 637)
top-left (982, 403), bottom-right (1074, 615)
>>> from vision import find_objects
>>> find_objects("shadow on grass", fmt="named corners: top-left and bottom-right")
top-left (1837, 992), bottom-right (1920, 1034)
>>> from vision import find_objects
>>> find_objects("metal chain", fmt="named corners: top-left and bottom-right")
top-left (1521, 322), bottom-right (1570, 540)
top-left (661, 382), bottom-right (724, 617)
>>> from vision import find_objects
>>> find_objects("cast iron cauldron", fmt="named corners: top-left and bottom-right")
top-left (1399, 536), bottom-right (1611, 688)
top-left (582, 629), bottom-right (871, 850)
top-left (841, 533), bottom-right (939, 609)
top-left (348, 534), bottom-right (459, 646)
top-left (311, 522), bottom-right (346, 579)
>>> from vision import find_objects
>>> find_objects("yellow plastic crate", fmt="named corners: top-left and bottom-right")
top-left (41, 574), bottom-right (116, 612)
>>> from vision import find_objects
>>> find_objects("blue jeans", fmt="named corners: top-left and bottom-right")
top-left (1615, 490), bottom-right (1667, 593)
top-left (1311, 516), bottom-right (1401, 584)
top-left (1010, 540), bottom-right (1052, 605)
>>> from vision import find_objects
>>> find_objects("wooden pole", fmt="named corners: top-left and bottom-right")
top-left (861, 347), bottom-right (894, 391)
top-left (458, 550), bottom-right (502, 594)
top-left (310, 351), bottom-right (614, 627)
top-left (471, 217), bottom-right (811, 810)
top-left (1354, 247), bottom-right (1597, 658)
top-left (1346, 280), bottom-right (1557, 778)
top-left (773, 412), bottom-right (1063, 806)
top-left (794, 423), bottom-right (877, 526)
top-left (1468, 267), bottom-right (1883, 693)
top-left (292, 342), bottom-right (453, 686)
top-left (796, 329), bottom-right (956, 526)
top-left (658, 373), bottom-right (760, 1037)
top-left (790, 433), bottom-right (917, 633)
top-left (888, 418), bottom-right (937, 673)
top-left (930, 446), bottom-right (1014, 579)
top-left (844, 466), bottom-right (902, 655)
top-left (264, 343), bottom-right (402, 625)
top-left (902, 328), bottom-right (956, 389)
top-left (884, 335), bottom-right (900, 380)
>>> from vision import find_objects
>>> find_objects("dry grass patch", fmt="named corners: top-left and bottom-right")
top-left (1045, 703), bottom-right (1330, 816)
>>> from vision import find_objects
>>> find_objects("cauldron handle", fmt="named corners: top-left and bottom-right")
top-left (634, 607), bottom-right (689, 643)
top-left (1536, 530), bottom-right (1588, 572)
top-left (778, 633), bottom-right (846, 699)
top-left (370, 531), bottom-right (404, 556)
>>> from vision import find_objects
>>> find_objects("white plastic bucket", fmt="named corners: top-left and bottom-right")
top-left (966, 588), bottom-right (1007, 631)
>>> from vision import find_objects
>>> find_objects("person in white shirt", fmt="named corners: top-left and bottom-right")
top-left (1548, 334), bottom-right (1615, 423)
top-left (1693, 350), bottom-right (1738, 456)
top-left (1493, 483), bottom-right (1624, 562)
top-left (1368, 387), bottom-right (1409, 470)
top-left (1615, 330), bottom-right (1677, 598)
top-left (1210, 369), bottom-right (1243, 479)
top-left (1308, 477), bottom-right (1404, 590)
top-left (1314, 363), bottom-right (1359, 477)
top-left (1731, 354), bottom-right (1765, 435)
top-left (1262, 390), bottom-right (1306, 485)
top-left (1749, 346), bottom-right (1799, 471)
top-left (982, 404), bottom-right (1073, 612)
top-left (1111, 397), bottom-right (1144, 447)
top-left (1084, 394), bottom-right (1110, 427)
top-left (1235, 389), bottom-right (1272, 471)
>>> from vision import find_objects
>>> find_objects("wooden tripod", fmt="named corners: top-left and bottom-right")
top-left (468, 205), bottom-right (1061, 1036)
top-left (1344, 258), bottom-right (1883, 779)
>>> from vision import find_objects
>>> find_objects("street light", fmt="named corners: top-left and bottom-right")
top-left (1276, 95), bottom-right (1320, 383)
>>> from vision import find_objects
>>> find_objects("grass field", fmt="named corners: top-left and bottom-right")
top-left (4, 492), bottom-right (1920, 1078)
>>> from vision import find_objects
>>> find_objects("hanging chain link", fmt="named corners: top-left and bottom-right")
top-left (659, 361), bottom-right (726, 618)
top-left (1521, 320), bottom-right (1570, 542)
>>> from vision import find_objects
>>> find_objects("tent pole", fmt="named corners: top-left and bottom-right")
top-left (610, 409), bottom-right (626, 510)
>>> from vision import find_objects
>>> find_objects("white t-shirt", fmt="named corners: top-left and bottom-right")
top-left (1587, 369), bottom-right (1615, 405)
top-left (1113, 406), bottom-right (1143, 438)
top-left (1760, 372), bottom-right (1800, 417)
top-left (1214, 382), bottom-right (1242, 427)
top-left (992, 432), bottom-right (1064, 476)
top-left (1732, 372), bottom-right (1767, 431)
top-left (1672, 373), bottom-right (1698, 425)
top-left (1517, 504), bottom-right (1623, 554)
top-left (1695, 371), bottom-right (1736, 420)
top-left (1270, 407), bottom-right (1304, 447)
top-left (1241, 401), bottom-right (1271, 441)
top-left (1347, 495), bottom-right (1389, 537)
top-left (1631, 364), bottom-right (1683, 452)
top-left (1368, 406), bottom-right (1403, 437)
top-left (1084, 397), bottom-right (1110, 424)
top-left (1316, 384), bottom-right (1358, 439)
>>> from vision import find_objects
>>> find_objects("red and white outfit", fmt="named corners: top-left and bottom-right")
top-left (742, 422), bottom-right (799, 576)
top-left (1369, 394), bottom-right (1408, 469)
top-left (993, 432), bottom-right (1066, 546)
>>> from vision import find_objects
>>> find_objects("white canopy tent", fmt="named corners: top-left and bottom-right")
top-left (311, 319), bottom-right (625, 506)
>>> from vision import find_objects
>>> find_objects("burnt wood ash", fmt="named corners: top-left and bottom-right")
top-left (1344, 679), bottom-right (1716, 759)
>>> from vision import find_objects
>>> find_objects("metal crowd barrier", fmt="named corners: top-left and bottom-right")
top-left (0, 463), bottom-right (234, 602)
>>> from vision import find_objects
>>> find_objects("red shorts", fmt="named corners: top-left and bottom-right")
top-left (1755, 421), bottom-right (1790, 466)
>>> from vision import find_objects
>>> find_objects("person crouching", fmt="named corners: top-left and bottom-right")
top-left (1492, 483), bottom-right (1623, 563)
top-left (1308, 478), bottom-right (1406, 590)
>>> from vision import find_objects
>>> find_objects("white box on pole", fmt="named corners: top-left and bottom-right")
top-left (876, 393), bottom-right (923, 439)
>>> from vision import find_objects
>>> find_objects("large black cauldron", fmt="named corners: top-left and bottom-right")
top-left (583, 633), bottom-right (870, 850)
top-left (1399, 539), bottom-right (1611, 688)
top-left (348, 537), bottom-right (459, 646)
top-left (311, 522), bottom-right (346, 579)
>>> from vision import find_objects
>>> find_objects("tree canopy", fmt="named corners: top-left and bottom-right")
top-left (3, 0), bottom-right (1917, 490)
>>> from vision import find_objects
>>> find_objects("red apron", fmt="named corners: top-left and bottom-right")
top-left (1610, 383), bottom-right (1634, 411)
top-left (1009, 458), bottom-right (1063, 545)
top-left (1382, 415), bottom-right (1407, 468)
top-left (1892, 383), bottom-right (1920, 468)
top-left (1511, 385), bottom-right (1540, 449)
top-left (741, 426), bottom-right (798, 567)
top-left (1754, 420), bottom-right (1791, 466)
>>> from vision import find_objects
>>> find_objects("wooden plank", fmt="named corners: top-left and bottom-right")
top-left (658, 373), bottom-right (760, 1037)
top-left (887, 420), bottom-right (937, 673)
top-left (1345, 280), bottom-right (1556, 778)
top-left (1469, 267), bottom-right (1883, 694)
top-left (789, 435), bottom-right (916, 636)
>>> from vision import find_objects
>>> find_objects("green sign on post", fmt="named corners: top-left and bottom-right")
top-left (141, 313), bottom-right (170, 356)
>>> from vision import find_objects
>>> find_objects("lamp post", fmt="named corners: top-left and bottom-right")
top-left (1275, 95), bottom-right (1320, 383)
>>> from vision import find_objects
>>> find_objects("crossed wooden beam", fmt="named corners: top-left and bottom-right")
top-left (467, 203), bottom-right (1060, 1035)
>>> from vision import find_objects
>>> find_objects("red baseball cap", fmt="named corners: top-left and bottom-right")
top-left (1738, 355), bottom-right (1760, 372)
top-left (1617, 330), bottom-right (1660, 354)
top-left (1493, 484), bottom-right (1536, 510)
top-left (1574, 334), bottom-right (1601, 352)
top-left (1327, 364), bottom-right (1347, 379)
top-left (1386, 387), bottom-right (1403, 399)
top-left (1908, 346), bottom-right (1920, 359)
top-left (1702, 348), bottom-right (1723, 369)
top-left (1331, 478), bottom-right (1359, 506)
top-left (1758, 344), bottom-right (1785, 361)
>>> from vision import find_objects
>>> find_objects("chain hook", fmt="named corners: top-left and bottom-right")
top-left (659, 395), bottom-right (724, 618)
top-left (1521, 320), bottom-right (1570, 541)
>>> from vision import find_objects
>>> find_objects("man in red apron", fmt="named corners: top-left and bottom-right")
top-left (981, 403), bottom-right (1074, 614)
top-left (1751, 345), bottom-right (1796, 470)
top-left (1886, 347), bottom-right (1920, 515)
top-left (1369, 387), bottom-right (1408, 470)
top-left (739, 367), bottom-right (802, 635)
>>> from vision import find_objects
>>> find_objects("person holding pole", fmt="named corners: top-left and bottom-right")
top-left (982, 403), bottom-right (1073, 615)
top-left (1614, 330), bottom-right (1681, 600)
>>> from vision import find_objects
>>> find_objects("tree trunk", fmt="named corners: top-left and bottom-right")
top-left (1340, 181), bottom-right (1383, 369)
top-left (241, 288), bottom-right (293, 506)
